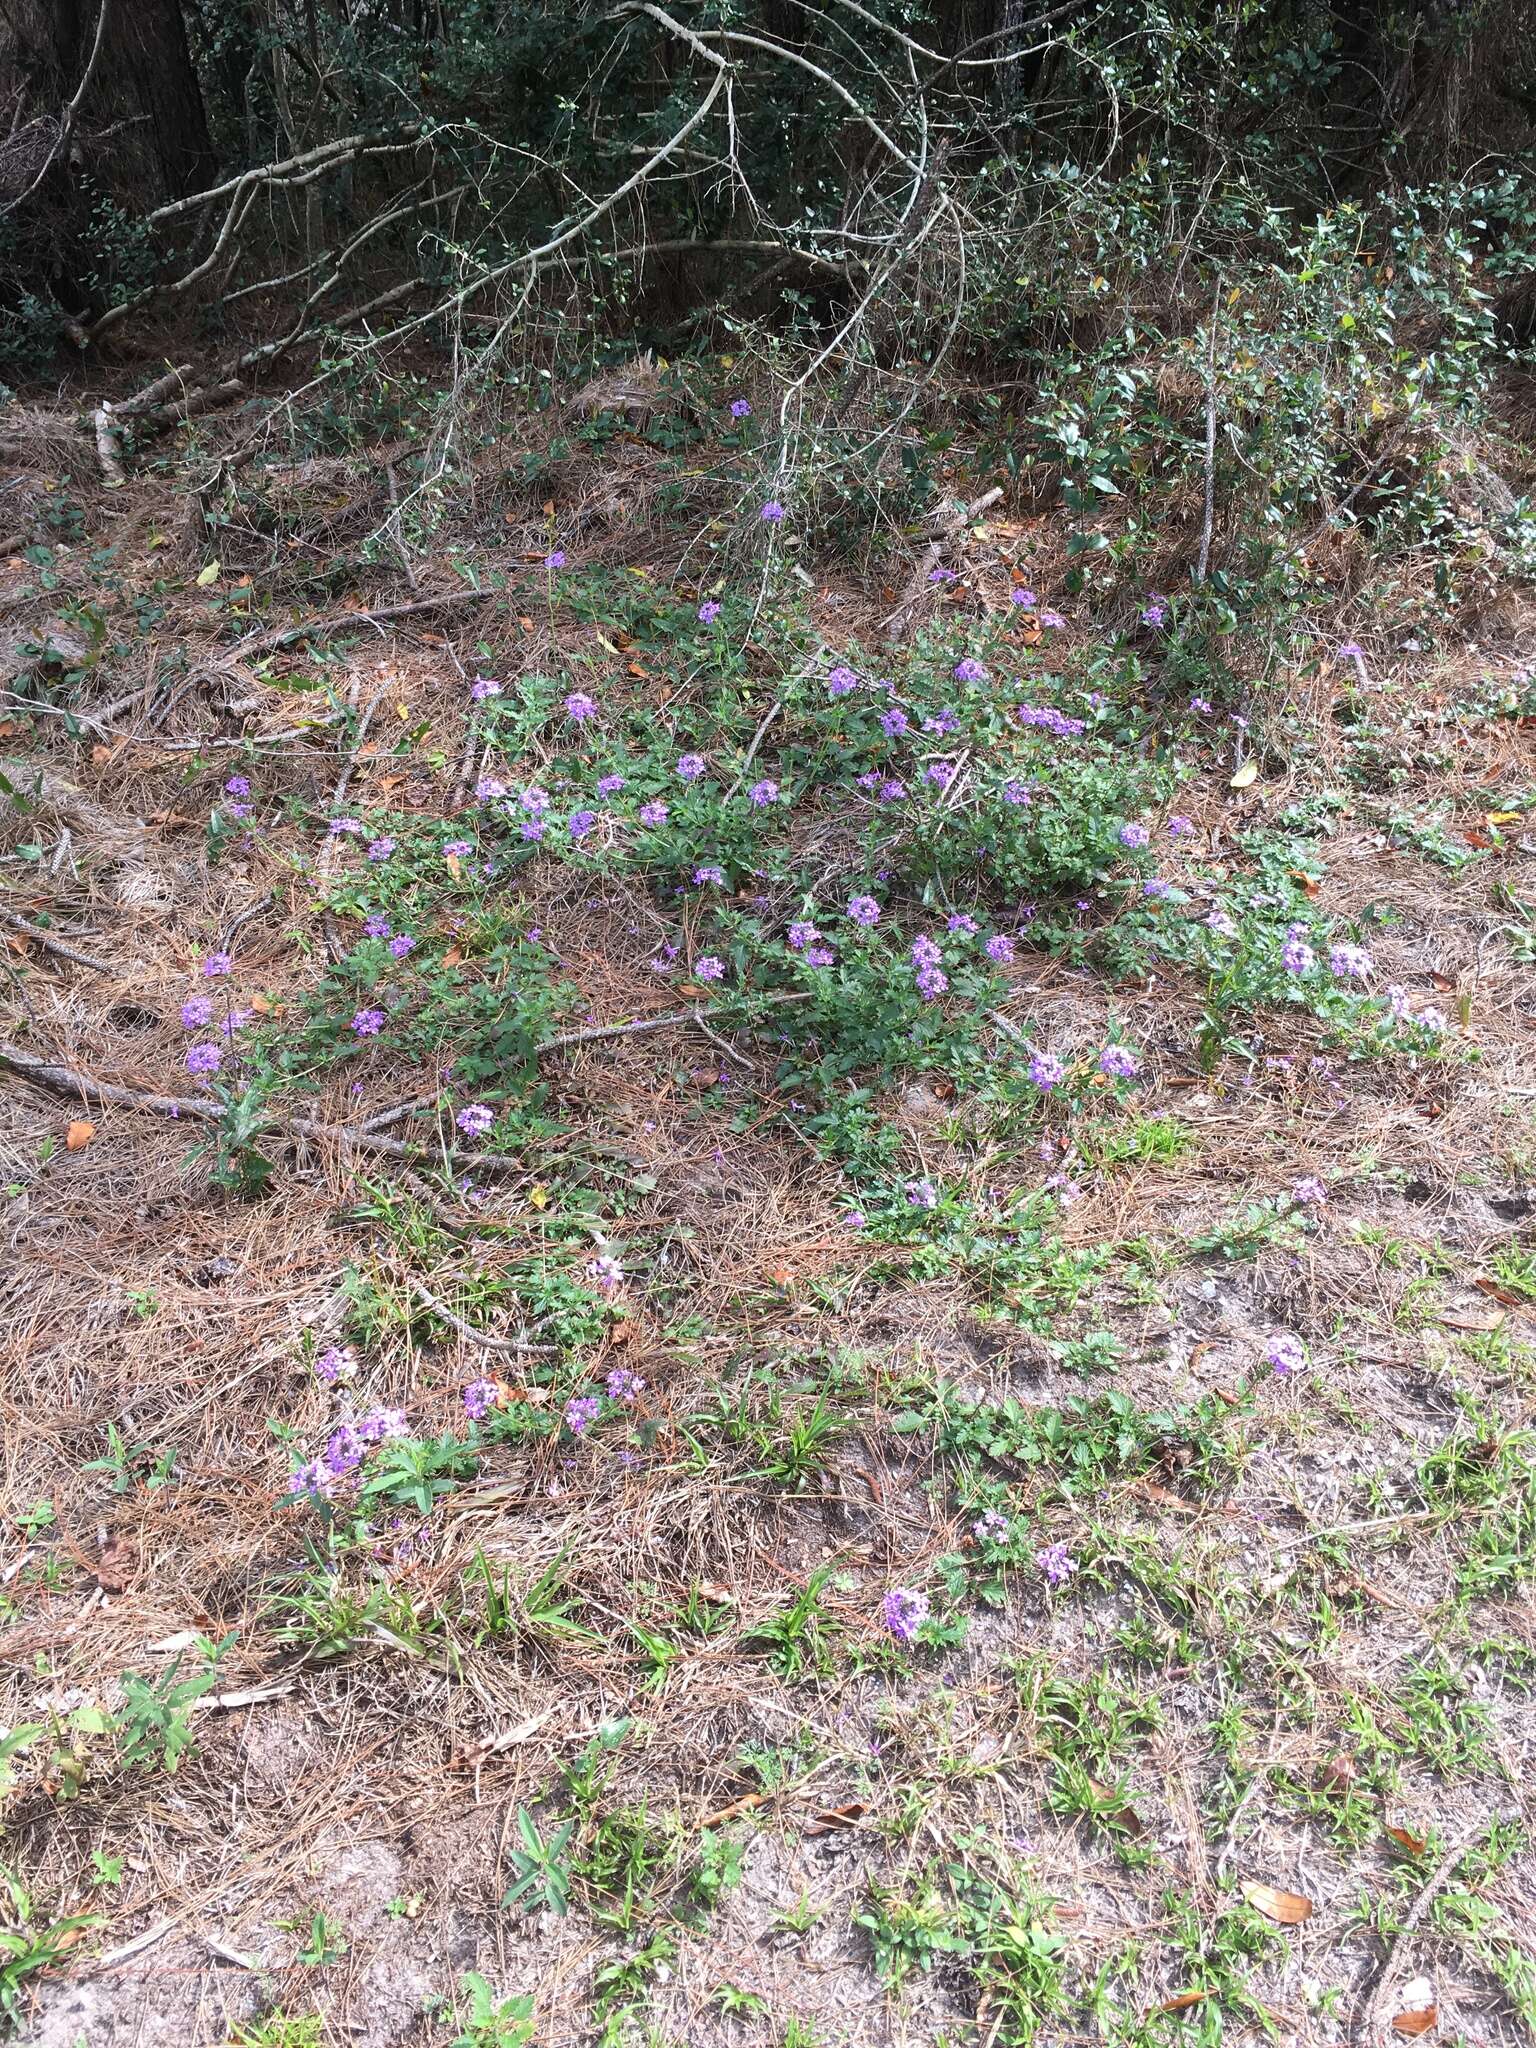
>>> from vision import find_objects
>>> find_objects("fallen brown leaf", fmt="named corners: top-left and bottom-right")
top-left (65, 1120), bottom-right (94, 1151)
top-left (1473, 1275), bottom-right (1525, 1308)
top-left (804, 1801), bottom-right (868, 1836)
top-left (1385, 1825), bottom-right (1427, 1856)
top-left (1436, 1307), bottom-right (1504, 1333)
top-left (1159, 1991), bottom-right (1211, 2014)
top-left (1240, 1880), bottom-right (1313, 1924)
top-left (1390, 2006), bottom-right (1437, 2037)
top-left (93, 1532), bottom-right (137, 1596)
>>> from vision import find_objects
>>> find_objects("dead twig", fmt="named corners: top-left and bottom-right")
top-left (0, 907), bottom-right (117, 975)
top-left (409, 1278), bottom-right (557, 1355)
top-left (1351, 1818), bottom-right (1483, 2043)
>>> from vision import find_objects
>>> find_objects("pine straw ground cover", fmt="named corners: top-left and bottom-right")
top-left (2, 429), bottom-right (1536, 2048)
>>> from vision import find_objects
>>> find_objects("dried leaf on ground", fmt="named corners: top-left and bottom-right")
top-left (1240, 1881), bottom-right (1313, 1924)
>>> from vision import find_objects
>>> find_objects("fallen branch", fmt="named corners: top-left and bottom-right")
top-left (881, 486), bottom-right (1004, 636)
top-left (231, 588), bottom-right (498, 660)
top-left (0, 1044), bottom-right (524, 1176)
top-left (1351, 1818), bottom-right (1483, 2042)
top-left (0, 908), bottom-right (117, 975)
top-left (409, 1278), bottom-right (556, 1355)
top-left (92, 403), bottom-right (125, 489)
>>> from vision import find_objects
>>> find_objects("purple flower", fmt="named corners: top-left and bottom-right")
top-left (1143, 879), bottom-right (1171, 900)
top-left (905, 1177), bottom-right (938, 1210)
top-left (587, 1253), bottom-right (624, 1293)
top-left (695, 955), bottom-right (725, 981)
top-left (564, 1394), bottom-right (601, 1436)
top-left (924, 761), bottom-right (954, 786)
top-left (1293, 1176), bottom-right (1327, 1206)
top-left (915, 964), bottom-right (949, 1002)
top-left (363, 913), bottom-right (392, 938)
top-left (1118, 822), bottom-right (1150, 850)
top-left (1036, 1541), bottom-right (1076, 1588)
top-left (520, 787), bottom-right (549, 815)
top-left (698, 600), bottom-right (722, 624)
top-left (911, 935), bottom-right (942, 967)
top-left (388, 934), bottom-right (415, 958)
top-left (946, 913), bottom-right (978, 935)
top-left (1266, 1333), bottom-right (1306, 1375)
top-left (1010, 587), bottom-right (1037, 607)
top-left (1168, 815), bottom-right (1195, 838)
top-left (202, 952), bottom-right (232, 978)
top-left (568, 810), bottom-right (597, 840)
top-left (180, 995), bottom-right (213, 1029)
top-left (471, 678), bottom-right (502, 701)
top-left (1206, 908), bottom-right (1237, 938)
top-left (328, 816), bottom-right (362, 836)
top-left (925, 708), bottom-right (960, 736)
top-left (985, 934), bottom-right (1015, 963)
top-left (464, 1378), bottom-right (497, 1421)
top-left (929, 566), bottom-right (958, 584)
top-left (315, 1345), bottom-right (354, 1385)
top-left (972, 1508), bottom-right (1010, 1544)
top-left (1029, 1051), bottom-right (1065, 1091)
top-left (638, 800), bottom-right (669, 826)
top-left (596, 774), bottom-right (626, 797)
top-left (748, 778), bottom-right (779, 806)
top-left (544, 549), bottom-right (567, 569)
top-left (521, 819), bottom-right (545, 843)
top-left (788, 920), bottom-right (819, 951)
top-left (185, 1042), bottom-right (222, 1076)
top-left (1189, 696), bottom-right (1214, 715)
top-left (880, 708), bottom-right (909, 738)
top-left (606, 1365), bottom-right (645, 1402)
top-left (676, 753), bottom-right (707, 782)
top-left (1002, 778), bottom-right (1032, 806)
top-left (476, 777), bottom-right (507, 802)
top-left (224, 775), bottom-right (251, 798)
top-left (729, 398), bottom-right (752, 419)
top-left (693, 864), bottom-right (725, 886)
top-left (1100, 1044), bottom-right (1140, 1080)
top-left (952, 657), bottom-right (987, 683)
top-left (1281, 931), bottom-right (1316, 975)
top-left (444, 839), bottom-right (473, 858)
top-left (1140, 597), bottom-right (1168, 628)
top-left (456, 1103), bottom-right (495, 1137)
top-left (881, 1587), bottom-right (930, 1645)
top-left (351, 1007), bottom-right (385, 1037)
top-left (805, 944), bottom-right (834, 967)
top-left (564, 691), bottom-right (598, 722)
top-left (827, 665), bottom-right (859, 697)
top-left (1040, 609), bottom-right (1066, 630)
top-left (1329, 942), bottom-right (1373, 980)
top-left (366, 837), bottom-right (395, 863)
top-left (759, 500), bottom-right (785, 523)
top-left (879, 778), bottom-right (906, 802)
top-left (1336, 641), bottom-right (1364, 660)
top-left (846, 894), bottom-right (881, 926)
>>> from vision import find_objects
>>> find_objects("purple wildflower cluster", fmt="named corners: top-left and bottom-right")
top-left (289, 1408), bottom-right (410, 1500)
top-left (1014, 702), bottom-right (1086, 739)
top-left (586, 1253), bottom-right (624, 1293)
top-left (564, 1394), bottom-right (601, 1436)
top-left (881, 1586), bottom-right (930, 1645)
top-left (1035, 1541), bottom-right (1076, 1588)
top-left (1266, 1333), bottom-right (1306, 1375)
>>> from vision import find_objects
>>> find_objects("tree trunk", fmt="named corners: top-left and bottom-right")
top-left (0, 0), bottom-right (214, 333)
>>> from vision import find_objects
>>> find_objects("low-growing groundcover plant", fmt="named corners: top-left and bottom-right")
top-left (6, 105), bottom-right (1536, 2048)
